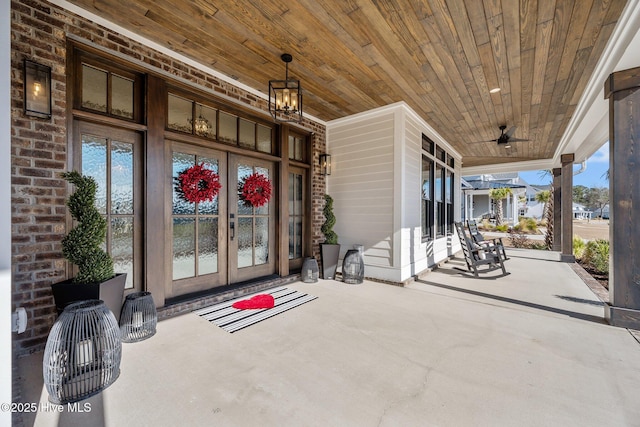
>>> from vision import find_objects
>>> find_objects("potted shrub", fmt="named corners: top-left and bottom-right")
top-left (51, 171), bottom-right (126, 320)
top-left (320, 194), bottom-right (341, 279)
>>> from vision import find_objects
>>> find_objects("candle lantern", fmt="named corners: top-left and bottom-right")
top-left (43, 300), bottom-right (121, 404)
top-left (119, 291), bottom-right (157, 343)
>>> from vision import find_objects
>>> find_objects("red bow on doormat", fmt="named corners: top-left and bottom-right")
top-left (232, 294), bottom-right (275, 310)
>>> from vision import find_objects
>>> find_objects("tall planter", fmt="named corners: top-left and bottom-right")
top-left (52, 171), bottom-right (124, 318)
top-left (51, 273), bottom-right (127, 321)
top-left (320, 194), bottom-right (340, 279)
top-left (320, 244), bottom-right (340, 280)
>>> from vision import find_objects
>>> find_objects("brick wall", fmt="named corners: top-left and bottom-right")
top-left (11, 0), bottom-right (327, 354)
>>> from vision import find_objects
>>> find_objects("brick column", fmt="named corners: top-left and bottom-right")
top-left (560, 154), bottom-right (574, 262)
top-left (603, 66), bottom-right (640, 329)
top-left (552, 168), bottom-right (562, 251)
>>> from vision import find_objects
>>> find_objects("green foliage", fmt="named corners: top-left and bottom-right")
top-left (488, 187), bottom-right (512, 226)
top-left (535, 190), bottom-right (551, 204)
top-left (583, 239), bottom-right (609, 274)
top-left (585, 187), bottom-right (609, 218)
top-left (573, 235), bottom-right (586, 259)
top-left (488, 187), bottom-right (512, 201)
top-left (514, 217), bottom-right (538, 233)
top-left (321, 194), bottom-right (338, 245)
top-left (573, 185), bottom-right (589, 205)
top-left (495, 224), bottom-right (508, 232)
top-left (61, 171), bottom-right (114, 284)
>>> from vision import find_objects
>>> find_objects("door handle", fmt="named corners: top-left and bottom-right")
top-left (230, 213), bottom-right (235, 241)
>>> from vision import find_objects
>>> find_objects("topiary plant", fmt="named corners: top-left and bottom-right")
top-left (61, 171), bottom-right (114, 284)
top-left (583, 239), bottom-right (609, 274)
top-left (321, 194), bottom-right (338, 244)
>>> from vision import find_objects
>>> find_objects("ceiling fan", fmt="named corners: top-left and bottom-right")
top-left (473, 125), bottom-right (529, 148)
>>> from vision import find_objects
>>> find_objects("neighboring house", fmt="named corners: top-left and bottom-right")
top-left (573, 203), bottom-right (593, 220)
top-left (461, 173), bottom-right (527, 226)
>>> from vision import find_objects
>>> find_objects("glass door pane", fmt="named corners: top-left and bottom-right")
top-left (228, 154), bottom-right (275, 283)
top-left (79, 122), bottom-right (141, 291)
top-left (289, 171), bottom-right (304, 260)
top-left (168, 143), bottom-right (226, 297)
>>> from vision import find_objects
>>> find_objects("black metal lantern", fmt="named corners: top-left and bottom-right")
top-left (43, 300), bottom-right (121, 404)
top-left (269, 54), bottom-right (302, 123)
top-left (319, 154), bottom-right (331, 175)
top-left (301, 257), bottom-right (319, 283)
top-left (342, 245), bottom-right (365, 284)
top-left (119, 291), bottom-right (157, 343)
top-left (23, 59), bottom-right (51, 119)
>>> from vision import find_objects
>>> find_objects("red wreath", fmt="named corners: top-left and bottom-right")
top-left (176, 163), bottom-right (221, 203)
top-left (240, 172), bottom-right (272, 207)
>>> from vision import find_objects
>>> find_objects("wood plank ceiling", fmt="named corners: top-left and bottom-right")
top-left (67, 0), bottom-right (628, 167)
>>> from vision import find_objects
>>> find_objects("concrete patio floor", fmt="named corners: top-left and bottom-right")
top-left (16, 249), bottom-right (640, 427)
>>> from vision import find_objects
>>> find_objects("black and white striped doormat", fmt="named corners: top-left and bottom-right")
top-left (194, 287), bottom-right (317, 333)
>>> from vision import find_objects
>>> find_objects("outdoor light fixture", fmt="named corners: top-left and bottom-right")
top-left (43, 300), bottom-right (121, 404)
top-left (190, 104), bottom-right (210, 135)
top-left (319, 154), bottom-right (331, 175)
top-left (269, 53), bottom-right (302, 123)
top-left (119, 291), bottom-right (157, 343)
top-left (24, 59), bottom-right (51, 118)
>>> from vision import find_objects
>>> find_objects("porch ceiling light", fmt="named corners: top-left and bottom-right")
top-left (190, 105), bottom-right (210, 135)
top-left (269, 53), bottom-right (302, 123)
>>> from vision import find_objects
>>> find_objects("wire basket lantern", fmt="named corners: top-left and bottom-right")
top-left (119, 291), bottom-right (157, 343)
top-left (342, 245), bottom-right (365, 284)
top-left (301, 257), bottom-right (319, 283)
top-left (43, 300), bottom-right (121, 404)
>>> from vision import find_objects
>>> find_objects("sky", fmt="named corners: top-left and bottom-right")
top-left (518, 142), bottom-right (609, 188)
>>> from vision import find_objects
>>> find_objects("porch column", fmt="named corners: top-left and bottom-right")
top-left (603, 66), bottom-right (640, 329)
top-left (560, 154), bottom-right (574, 262)
top-left (552, 168), bottom-right (562, 251)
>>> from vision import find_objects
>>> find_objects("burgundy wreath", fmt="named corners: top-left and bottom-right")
top-left (176, 163), bottom-right (221, 203)
top-left (239, 172), bottom-right (272, 207)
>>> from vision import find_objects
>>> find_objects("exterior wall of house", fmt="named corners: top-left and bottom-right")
top-left (326, 108), bottom-right (396, 278)
top-left (327, 103), bottom-right (461, 283)
top-left (10, 0), bottom-right (327, 353)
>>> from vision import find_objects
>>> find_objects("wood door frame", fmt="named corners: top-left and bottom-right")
top-left (287, 165), bottom-right (310, 272)
top-left (165, 141), bottom-right (228, 299)
top-left (227, 154), bottom-right (277, 283)
top-left (72, 120), bottom-right (144, 295)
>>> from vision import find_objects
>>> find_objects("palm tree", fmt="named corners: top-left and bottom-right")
top-left (488, 187), bottom-right (512, 226)
top-left (535, 189), bottom-right (553, 249)
top-left (535, 190), bottom-right (551, 219)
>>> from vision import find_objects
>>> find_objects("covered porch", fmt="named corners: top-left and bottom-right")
top-left (13, 249), bottom-right (640, 426)
top-left (4, 0), bottom-right (640, 425)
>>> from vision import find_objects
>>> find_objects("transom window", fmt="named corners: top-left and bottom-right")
top-left (76, 51), bottom-right (143, 122)
top-left (167, 92), bottom-right (274, 155)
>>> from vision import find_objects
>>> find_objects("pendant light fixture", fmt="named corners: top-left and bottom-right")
top-left (269, 53), bottom-right (302, 123)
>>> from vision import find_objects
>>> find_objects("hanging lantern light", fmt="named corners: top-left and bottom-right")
top-left (189, 104), bottom-right (211, 136)
top-left (269, 53), bottom-right (302, 123)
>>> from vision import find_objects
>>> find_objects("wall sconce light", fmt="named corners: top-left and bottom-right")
top-left (320, 154), bottom-right (331, 175)
top-left (24, 59), bottom-right (52, 119)
top-left (269, 53), bottom-right (303, 123)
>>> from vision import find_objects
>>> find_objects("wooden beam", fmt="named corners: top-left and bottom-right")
top-left (604, 66), bottom-right (640, 329)
top-left (560, 153), bottom-right (574, 262)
